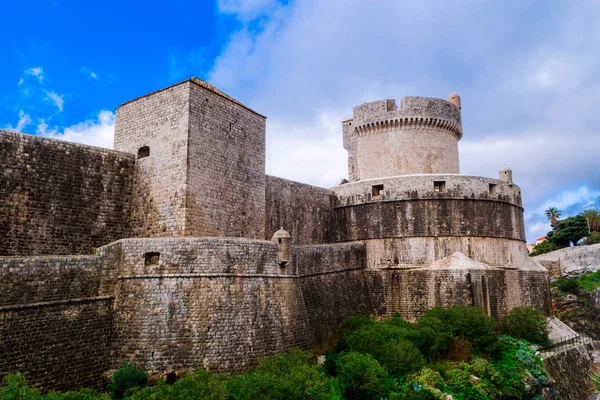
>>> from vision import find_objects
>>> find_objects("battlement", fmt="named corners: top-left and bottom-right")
top-left (347, 96), bottom-right (462, 139)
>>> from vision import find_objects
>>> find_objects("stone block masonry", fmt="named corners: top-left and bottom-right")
top-left (114, 78), bottom-right (267, 239)
top-left (265, 175), bottom-right (336, 245)
top-left (0, 246), bottom-right (121, 391)
top-left (0, 130), bottom-right (135, 256)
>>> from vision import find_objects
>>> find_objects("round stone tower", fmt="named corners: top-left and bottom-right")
top-left (342, 96), bottom-right (462, 181)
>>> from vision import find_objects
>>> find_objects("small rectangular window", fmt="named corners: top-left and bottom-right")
top-left (144, 252), bottom-right (160, 266)
top-left (372, 184), bottom-right (384, 197)
top-left (489, 183), bottom-right (497, 193)
top-left (434, 181), bottom-right (446, 193)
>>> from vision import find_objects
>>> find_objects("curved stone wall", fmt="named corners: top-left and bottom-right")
top-left (332, 175), bottom-right (525, 243)
top-left (333, 199), bottom-right (525, 241)
top-left (363, 237), bottom-right (538, 269)
top-left (333, 174), bottom-right (522, 206)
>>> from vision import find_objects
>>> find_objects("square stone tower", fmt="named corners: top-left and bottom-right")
top-left (114, 78), bottom-right (266, 239)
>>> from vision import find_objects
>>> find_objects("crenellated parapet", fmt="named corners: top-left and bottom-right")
top-left (354, 117), bottom-right (462, 140)
top-left (351, 97), bottom-right (462, 136)
top-left (343, 95), bottom-right (463, 180)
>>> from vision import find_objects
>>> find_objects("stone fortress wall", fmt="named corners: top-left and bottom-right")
top-left (0, 78), bottom-right (551, 391)
top-left (0, 131), bottom-right (135, 255)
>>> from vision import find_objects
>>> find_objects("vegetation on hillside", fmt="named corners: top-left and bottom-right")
top-left (0, 306), bottom-right (552, 400)
top-left (530, 208), bottom-right (599, 256)
top-left (551, 271), bottom-right (600, 338)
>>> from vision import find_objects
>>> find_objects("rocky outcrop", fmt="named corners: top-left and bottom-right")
top-left (534, 244), bottom-right (600, 279)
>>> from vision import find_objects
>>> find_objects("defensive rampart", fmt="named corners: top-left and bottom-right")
top-left (265, 175), bottom-right (336, 245)
top-left (0, 130), bottom-right (135, 256)
top-left (0, 245), bottom-right (121, 390)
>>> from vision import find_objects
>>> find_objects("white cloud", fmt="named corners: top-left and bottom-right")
top-left (90, 71), bottom-right (98, 79)
top-left (5, 110), bottom-right (32, 132)
top-left (535, 187), bottom-right (600, 217)
top-left (18, 78), bottom-right (24, 85)
top-left (36, 111), bottom-right (115, 149)
top-left (218, 0), bottom-right (280, 19)
top-left (266, 112), bottom-right (347, 187)
top-left (44, 90), bottom-right (64, 112)
top-left (25, 67), bottom-right (44, 83)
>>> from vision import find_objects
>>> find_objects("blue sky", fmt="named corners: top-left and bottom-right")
top-left (2, 0), bottom-right (599, 242)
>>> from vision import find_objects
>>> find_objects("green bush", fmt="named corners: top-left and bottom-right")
top-left (334, 352), bottom-right (394, 400)
top-left (107, 362), bottom-right (148, 399)
top-left (225, 348), bottom-right (339, 400)
top-left (343, 321), bottom-right (425, 376)
top-left (335, 315), bottom-right (374, 352)
top-left (555, 277), bottom-right (581, 294)
top-left (0, 375), bottom-right (107, 400)
top-left (420, 306), bottom-right (498, 354)
top-left (127, 370), bottom-right (227, 400)
top-left (0, 374), bottom-right (42, 400)
top-left (45, 389), bottom-right (107, 400)
top-left (500, 307), bottom-right (550, 346)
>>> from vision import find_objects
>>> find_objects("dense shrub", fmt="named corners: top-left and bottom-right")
top-left (334, 351), bottom-right (394, 400)
top-left (500, 306), bottom-right (550, 346)
top-left (553, 277), bottom-right (581, 294)
top-left (126, 370), bottom-right (227, 400)
top-left (226, 348), bottom-right (339, 400)
top-left (0, 375), bottom-right (107, 400)
top-left (0, 374), bottom-right (43, 400)
top-left (343, 321), bottom-right (425, 376)
top-left (420, 306), bottom-right (498, 354)
top-left (108, 362), bottom-right (148, 399)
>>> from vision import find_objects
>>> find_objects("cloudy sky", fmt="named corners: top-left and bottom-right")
top-left (2, 0), bottom-right (599, 241)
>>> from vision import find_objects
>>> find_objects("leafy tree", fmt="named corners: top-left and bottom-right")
top-left (550, 215), bottom-right (589, 246)
top-left (530, 239), bottom-right (561, 256)
top-left (545, 207), bottom-right (561, 230)
top-left (581, 209), bottom-right (600, 232)
top-left (500, 307), bottom-right (550, 346)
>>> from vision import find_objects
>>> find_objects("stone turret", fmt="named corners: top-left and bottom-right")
top-left (499, 165), bottom-right (513, 184)
top-left (271, 227), bottom-right (291, 266)
top-left (342, 95), bottom-right (463, 180)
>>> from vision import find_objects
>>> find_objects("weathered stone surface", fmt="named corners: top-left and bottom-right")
top-left (343, 96), bottom-right (462, 180)
top-left (0, 131), bottom-right (135, 255)
top-left (265, 175), bottom-right (335, 245)
top-left (543, 343), bottom-right (596, 400)
top-left (534, 244), bottom-right (600, 278)
top-left (114, 78), bottom-right (266, 239)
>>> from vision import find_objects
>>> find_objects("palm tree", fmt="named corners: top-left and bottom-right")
top-left (581, 209), bottom-right (600, 232)
top-left (545, 207), bottom-right (561, 230)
